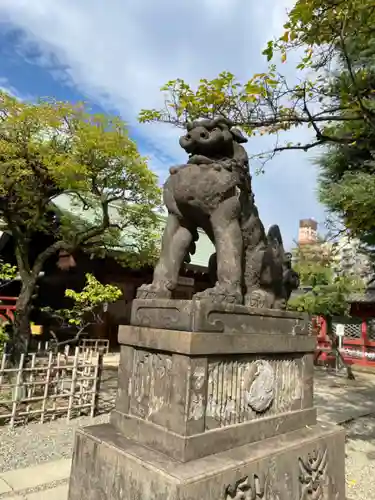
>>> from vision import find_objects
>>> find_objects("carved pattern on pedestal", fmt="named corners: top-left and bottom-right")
top-left (188, 366), bottom-right (206, 421)
top-left (206, 357), bottom-right (302, 427)
top-left (246, 289), bottom-right (275, 309)
top-left (134, 305), bottom-right (182, 328)
top-left (298, 448), bottom-right (338, 500)
top-left (291, 319), bottom-right (306, 336)
top-left (128, 350), bottom-right (172, 420)
top-left (225, 474), bottom-right (277, 500)
top-left (244, 360), bottom-right (275, 413)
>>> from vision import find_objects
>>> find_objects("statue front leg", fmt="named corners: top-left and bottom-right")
top-left (137, 213), bottom-right (194, 299)
top-left (194, 197), bottom-right (243, 304)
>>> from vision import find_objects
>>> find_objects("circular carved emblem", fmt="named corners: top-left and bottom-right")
top-left (244, 360), bottom-right (275, 413)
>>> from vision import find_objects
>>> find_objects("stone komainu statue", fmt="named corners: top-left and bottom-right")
top-left (137, 117), bottom-right (299, 309)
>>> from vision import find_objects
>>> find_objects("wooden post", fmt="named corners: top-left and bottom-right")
top-left (67, 347), bottom-right (79, 421)
top-left (25, 353), bottom-right (37, 423)
top-left (51, 352), bottom-right (61, 420)
top-left (0, 349), bottom-right (7, 385)
top-left (91, 348), bottom-right (104, 418)
top-left (361, 318), bottom-right (367, 364)
top-left (40, 351), bottom-right (53, 424)
top-left (10, 353), bottom-right (25, 428)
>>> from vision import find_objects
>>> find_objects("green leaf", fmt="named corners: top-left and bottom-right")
top-left (0, 90), bottom-right (162, 345)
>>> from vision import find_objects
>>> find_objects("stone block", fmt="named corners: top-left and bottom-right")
top-left (110, 407), bottom-right (317, 462)
top-left (68, 302), bottom-right (345, 499)
top-left (113, 320), bottom-right (316, 461)
top-left (68, 422), bottom-right (345, 500)
top-left (118, 326), bottom-right (315, 355)
top-left (130, 298), bottom-right (309, 334)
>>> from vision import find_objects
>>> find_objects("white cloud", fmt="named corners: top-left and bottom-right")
top-left (0, 76), bottom-right (30, 101)
top-left (0, 0), bottom-right (326, 246)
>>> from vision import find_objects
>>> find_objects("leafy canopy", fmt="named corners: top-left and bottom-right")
top-left (138, 0), bottom-right (375, 164)
top-left (44, 273), bottom-right (122, 333)
top-left (316, 30), bottom-right (375, 242)
top-left (288, 242), bottom-right (364, 316)
top-left (0, 270), bottom-right (123, 352)
top-left (0, 260), bottom-right (17, 282)
top-left (0, 91), bottom-right (162, 284)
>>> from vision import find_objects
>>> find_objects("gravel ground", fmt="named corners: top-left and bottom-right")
top-left (344, 415), bottom-right (375, 500)
top-left (2, 413), bottom-right (375, 499)
top-left (0, 365), bottom-right (118, 473)
top-left (0, 412), bottom-right (110, 473)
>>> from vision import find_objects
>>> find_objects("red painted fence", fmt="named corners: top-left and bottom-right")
top-left (313, 315), bottom-right (375, 368)
top-left (0, 296), bottom-right (17, 325)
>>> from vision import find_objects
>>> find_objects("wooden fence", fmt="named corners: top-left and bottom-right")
top-left (0, 346), bottom-right (104, 427)
top-left (27, 338), bottom-right (110, 356)
top-left (78, 338), bottom-right (110, 355)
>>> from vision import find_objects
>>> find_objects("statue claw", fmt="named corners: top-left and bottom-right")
top-left (136, 283), bottom-right (172, 300)
top-left (193, 284), bottom-right (242, 305)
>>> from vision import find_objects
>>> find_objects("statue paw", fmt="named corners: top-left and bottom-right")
top-left (245, 289), bottom-right (279, 309)
top-left (136, 283), bottom-right (172, 300)
top-left (272, 298), bottom-right (286, 310)
top-left (193, 284), bottom-right (242, 304)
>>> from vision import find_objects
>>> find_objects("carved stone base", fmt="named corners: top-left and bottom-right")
top-left (113, 324), bottom-right (316, 461)
top-left (68, 422), bottom-right (345, 500)
top-left (130, 298), bottom-right (309, 334)
top-left (68, 303), bottom-right (345, 499)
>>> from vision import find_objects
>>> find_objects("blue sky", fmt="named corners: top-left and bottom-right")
top-left (0, 0), bottom-right (327, 249)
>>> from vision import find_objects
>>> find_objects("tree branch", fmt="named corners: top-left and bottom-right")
top-left (31, 198), bottom-right (113, 278)
top-left (48, 324), bottom-right (89, 353)
top-left (338, 19), bottom-right (375, 126)
top-left (273, 141), bottom-right (323, 153)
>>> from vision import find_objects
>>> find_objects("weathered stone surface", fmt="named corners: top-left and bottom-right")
top-left (110, 406), bottom-right (317, 462)
top-left (115, 345), bottom-right (133, 414)
top-left (68, 305), bottom-right (345, 499)
top-left (111, 324), bottom-right (316, 462)
top-left (128, 350), bottom-right (173, 425)
top-left (205, 356), bottom-right (306, 430)
top-left (135, 117), bottom-right (299, 308)
top-left (245, 360), bottom-right (276, 412)
top-left (119, 325), bottom-right (315, 355)
top-left (115, 322), bottom-right (315, 441)
top-left (68, 422), bottom-right (345, 500)
top-left (186, 357), bottom-right (208, 435)
top-left (130, 298), bottom-right (309, 334)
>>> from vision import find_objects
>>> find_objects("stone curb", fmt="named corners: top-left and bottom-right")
top-left (0, 483), bottom-right (68, 500)
top-left (0, 459), bottom-right (71, 497)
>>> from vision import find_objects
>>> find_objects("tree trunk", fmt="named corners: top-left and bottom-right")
top-left (9, 279), bottom-right (36, 364)
top-left (326, 316), bottom-right (355, 380)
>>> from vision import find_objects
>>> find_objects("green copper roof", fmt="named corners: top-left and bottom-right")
top-left (190, 230), bottom-right (215, 268)
top-left (53, 194), bottom-right (214, 269)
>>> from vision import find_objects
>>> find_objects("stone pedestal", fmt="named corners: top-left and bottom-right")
top-left (68, 300), bottom-right (346, 499)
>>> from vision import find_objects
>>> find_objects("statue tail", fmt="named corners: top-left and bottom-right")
top-left (267, 224), bottom-right (284, 250)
